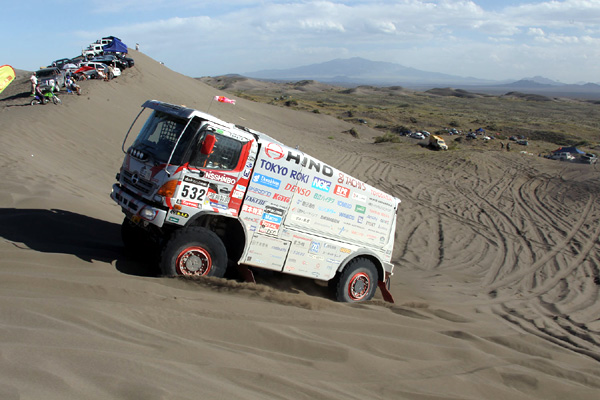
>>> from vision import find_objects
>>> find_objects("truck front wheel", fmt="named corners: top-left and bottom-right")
top-left (333, 258), bottom-right (378, 302)
top-left (160, 227), bottom-right (227, 278)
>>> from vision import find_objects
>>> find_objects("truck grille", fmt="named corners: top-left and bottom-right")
top-left (122, 170), bottom-right (155, 194)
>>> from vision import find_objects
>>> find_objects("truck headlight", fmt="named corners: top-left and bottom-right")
top-left (140, 207), bottom-right (158, 221)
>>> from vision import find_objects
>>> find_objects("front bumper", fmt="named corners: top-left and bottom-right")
top-left (110, 183), bottom-right (168, 228)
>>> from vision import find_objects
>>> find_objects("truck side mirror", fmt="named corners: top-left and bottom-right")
top-left (200, 134), bottom-right (216, 155)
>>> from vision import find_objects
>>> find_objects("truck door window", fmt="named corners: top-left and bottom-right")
top-left (190, 133), bottom-right (243, 170)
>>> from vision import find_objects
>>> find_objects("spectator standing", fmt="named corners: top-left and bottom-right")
top-left (30, 73), bottom-right (37, 95)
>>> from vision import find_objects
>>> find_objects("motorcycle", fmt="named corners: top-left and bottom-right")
top-left (30, 85), bottom-right (61, 105)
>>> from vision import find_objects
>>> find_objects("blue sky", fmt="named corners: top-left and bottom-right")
top-left (3, 0), bottom-right (599, 83)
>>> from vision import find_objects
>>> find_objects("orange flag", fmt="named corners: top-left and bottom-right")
top-left (214, 95), bottom-right (236, 105)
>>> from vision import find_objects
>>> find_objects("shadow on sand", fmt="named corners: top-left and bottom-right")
top-left (0, 208), bottom-right (334, 301)
top-left (0, 208), bottom-right (155, 277)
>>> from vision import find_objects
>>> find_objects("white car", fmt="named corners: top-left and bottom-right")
top-left (80, 61), bottom-right (121, 77)
top-left (411, 132), bottom-right (425, 140)
top-left (550, 152), bottom-right (575, 161)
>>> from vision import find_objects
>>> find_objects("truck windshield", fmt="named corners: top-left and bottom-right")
top-left (132, 111), bottom-right (200, 164)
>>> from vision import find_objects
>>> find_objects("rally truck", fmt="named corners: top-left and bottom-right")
top-left (110, 100), bottom-right (400, 303)
top-left (429, 135), bottom-right (448, 150)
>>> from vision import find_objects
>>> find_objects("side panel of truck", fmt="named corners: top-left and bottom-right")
top-left (238, 139), bottom-right (397, 280)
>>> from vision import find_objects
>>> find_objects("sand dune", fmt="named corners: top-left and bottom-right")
top-left (1, 51), bottom-right (599, 400)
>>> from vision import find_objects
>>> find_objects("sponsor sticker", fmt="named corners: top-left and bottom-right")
top-left (252, 173), bottom-right (281, 189)
top-left (273, 193), bottom-right (291, 203)
top-left (180, 200), bottom-right (200, 208)
top-left (248, 186), bottom-right (272, 197)
top-left (312, 177), bottom-right (331, 192)
top-left (204, 170), bottom-right (237, 185)
top-left (242, 204), bottom-right (263, 215)
top-left (333, 185), bottom-right (350, 198)
top-left (265, 142), bottom-right (285, 160)
top-left (262, 213), bottom-right (282, 224)
top-left (309, 241), bottom-right (321, 254)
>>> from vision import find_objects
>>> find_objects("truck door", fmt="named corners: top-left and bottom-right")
top-left (186, 128), bottom-right (257, 216)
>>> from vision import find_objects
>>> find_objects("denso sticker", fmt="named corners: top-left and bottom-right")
top-left (252, 173), bottom-right (281, 189)
top-left (312, 177), bottom-right (331, 192)
top-left (284, 183), bottom-right (311, 196)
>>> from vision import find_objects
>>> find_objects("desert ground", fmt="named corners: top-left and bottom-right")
top-left (1, 51), bottom-right (599, 400)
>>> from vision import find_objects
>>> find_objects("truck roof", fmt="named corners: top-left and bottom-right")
top-left (142, 100), bottom-right (284, 146)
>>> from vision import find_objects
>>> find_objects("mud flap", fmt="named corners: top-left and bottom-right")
top-left (377, 280), bottom-right (395, 303)
top-left (236, 263), bottom-right (256, 284)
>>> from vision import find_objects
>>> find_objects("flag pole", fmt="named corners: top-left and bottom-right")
top-left (207, 96), bottom-right (216, 113)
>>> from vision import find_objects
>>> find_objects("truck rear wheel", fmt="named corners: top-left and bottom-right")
top-left (333, 258), bottom-right (378, 303)
top-left (160, 227), bottom-right (227, 278)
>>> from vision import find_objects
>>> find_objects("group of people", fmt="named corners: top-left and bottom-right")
top-left (500, 142), bottom-right (511, 151)
top-left (30, 71), bottom-right (81, 103)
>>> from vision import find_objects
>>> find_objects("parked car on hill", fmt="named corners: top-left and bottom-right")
top-left (36, 67), bottom-right (66, 89)
top-left (116, 54), bottom-right (134, 68)
top-left (549, 152), bottom-right (575, 162)
top-left (82, 44), bottom-right (104, 60)
top-left (91, 54), bottom-right (129, 70)
top-left (580, 153), bottom-right (597, 164)
top-left (50, 58), bottom-right (72, 68)
top-left (76, 62), bottom-right (121, 79)
top-left (410, 132), bottom-right (425, 140)
top-left (517, 140), bottom-right (529, 146)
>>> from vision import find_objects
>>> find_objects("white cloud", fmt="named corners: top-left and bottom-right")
top-left (7, 1), bottom-right (600, 83)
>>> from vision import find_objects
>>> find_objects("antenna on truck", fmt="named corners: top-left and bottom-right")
top-left (121, 107), bottom-right (146, 153)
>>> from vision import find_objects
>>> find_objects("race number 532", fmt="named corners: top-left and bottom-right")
top-left (179, 183), bottom-right (207, 201)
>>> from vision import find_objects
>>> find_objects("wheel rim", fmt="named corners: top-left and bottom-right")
top-left (175, 246), bottom-right (212, 276)
top-left (347, 272), bottom-right (371, 301)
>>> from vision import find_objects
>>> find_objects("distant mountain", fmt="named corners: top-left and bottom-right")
top-left (243, 57), bottom-right (600, 100)
top-left (245, 57), bottom-right (496, 86)
top-left (522, 76), bottom-right (563, 86)
top-left (499, 79), bottom-right (555, 88)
